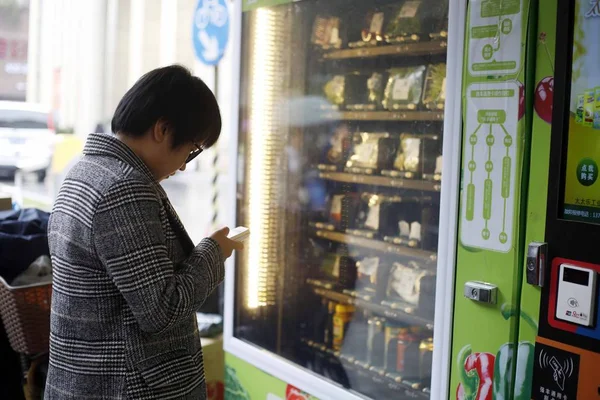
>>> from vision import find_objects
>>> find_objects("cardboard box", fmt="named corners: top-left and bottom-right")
top-left (201, 335), bottom-right (224, 400)
top-left (0, 194), bottom-right (12, 211)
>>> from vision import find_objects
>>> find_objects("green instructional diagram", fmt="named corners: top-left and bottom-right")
top-left (469, 0), bottom-right (524, 75)
top-left (461, 83), bottom-right (519, 252)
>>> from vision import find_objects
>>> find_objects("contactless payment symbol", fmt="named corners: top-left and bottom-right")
top-left (567, 297), bottom-right (579, 308)
top-left (533, 343), bottom-right (579, 400)
top-left (576, 158), bottom-right (598, 186)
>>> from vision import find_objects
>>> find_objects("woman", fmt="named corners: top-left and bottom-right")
top-left (45, 65), bottom-right (242, 399)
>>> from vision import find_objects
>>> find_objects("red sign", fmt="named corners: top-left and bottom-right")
top-left (0, 37), bottom-right (28, 61)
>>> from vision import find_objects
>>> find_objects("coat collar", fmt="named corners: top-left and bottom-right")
top-left (83, 133), bottom-right (157, 184)
top-left (84, 133), bottom-right (194, 252)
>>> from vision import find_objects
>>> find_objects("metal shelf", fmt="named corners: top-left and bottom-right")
top-left (300, 338), bottom-right (430, 399)
top-left (321, 110), bottom-right (444, 121)
top-left (310, 285), bottom-right (434, 329)
top-left (318, 171), bottom-right (441, 192)
top-left (322, 40), bottom-right (447, 60)
top-left (315, 230), bottom-right (437, 263)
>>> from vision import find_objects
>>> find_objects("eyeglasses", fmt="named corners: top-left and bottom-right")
top-left (185, 142), bottom-right (203, 164)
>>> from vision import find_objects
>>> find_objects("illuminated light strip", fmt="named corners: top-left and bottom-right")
top-left (244, 8), bottom-right (287, 309)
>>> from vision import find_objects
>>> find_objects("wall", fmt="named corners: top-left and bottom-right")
top-left (25, 0), bottom-right (217, 136)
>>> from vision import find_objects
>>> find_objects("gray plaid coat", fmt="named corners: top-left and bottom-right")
top-left (44, 133), bottom-right (224, 399)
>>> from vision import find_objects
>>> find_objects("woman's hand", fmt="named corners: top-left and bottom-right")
top-left (210, 227), bottom-right (244, 259)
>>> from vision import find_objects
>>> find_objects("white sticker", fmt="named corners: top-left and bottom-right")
top-left (356, 142), bottom-right (377, 163)
top-left (330, 27), bottom-right (340, 44)
top-left (358, 257), bottom-right (379, 277)
top-left (409, 221), bottom-right (422, 241)
top-left (401, 138), bottom-right (421, 171)
top-left (399, 220), bottom-right (410, 237)
top-left (435, 155), bottom-right (443, 174)
top-left (330, 195), bottom-right (343, 220)
top-left (332, 256), bottom-right (340, 277)
top-left (392, 78), bottom-right (411, 100)
top-left (370, 12), bottom-right (385, 33)
top-left (390, 263), bottom-right (421, 305)
top-left (399, 1), bottom-right (421, 18)
top-left (365, 203), bottom-right (381, 231)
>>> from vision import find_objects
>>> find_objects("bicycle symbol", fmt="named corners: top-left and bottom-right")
top-left (195, 0), bottom-right (228, 30)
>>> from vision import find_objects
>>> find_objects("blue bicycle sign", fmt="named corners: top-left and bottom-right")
top-left (192, 0), bottom-right (229, 65)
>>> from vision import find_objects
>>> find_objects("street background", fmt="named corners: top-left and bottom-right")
top-left (0, 0), bottom-right (237, 243)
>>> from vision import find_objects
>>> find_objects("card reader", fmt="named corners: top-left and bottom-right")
top-left (555, 264), bottom-right (597, 327)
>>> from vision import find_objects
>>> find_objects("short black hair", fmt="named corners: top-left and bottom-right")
top-left (111, 65), bottom-right (221, 149)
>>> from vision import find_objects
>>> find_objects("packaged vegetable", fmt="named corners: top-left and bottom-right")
top-left (384, 0), bottom-right (449, 43)
top-left (345, 132), bottom-right (398, 174)
top-left (382, 66), bottom-right (426, 111)
top-left (323, 75), bottom-right (345, 108)
top-left (351, 193), bottom-right (421, 238)
top-left (422, 63), bottom-right (447, 110)
top-left (346, 72), bottom-right (386, 111)
top-left (321, 124), bottom-right (351, 167)
top-left (311, 15), bottom-right (342, 50)
top-left (348, 10), bottom-right (387, 47)
top-left (385, 261), bottom-right (435, 306)
top-left (382, 133), bottom-right (441, 179)
top-left (367, 72), bottom-right (386, 108)
top-left (355, 256), bottom-right (390, 300)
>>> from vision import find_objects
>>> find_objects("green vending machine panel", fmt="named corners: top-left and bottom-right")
top-left (451, 0), bottom-right (538, 399)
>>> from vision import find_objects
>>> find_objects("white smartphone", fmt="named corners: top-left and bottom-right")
top-left (228, 226), bottom-right (249, 242)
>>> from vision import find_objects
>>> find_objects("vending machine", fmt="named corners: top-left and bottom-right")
top-left (222, 0), bottom-right (466, 399)
top-left (219, 0), bottom-right (593, 399)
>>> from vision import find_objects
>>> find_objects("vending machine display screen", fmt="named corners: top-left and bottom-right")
top-left (561, 0), bottom-right (600, 223)
top-left (563, 266), bottom-right (590, 286)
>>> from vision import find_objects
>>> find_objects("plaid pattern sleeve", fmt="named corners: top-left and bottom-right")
top-left (93, 179), bottom-right (225, 334)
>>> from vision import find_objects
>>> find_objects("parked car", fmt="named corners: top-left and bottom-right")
top-left (0, 101), bottom-right (55, 182)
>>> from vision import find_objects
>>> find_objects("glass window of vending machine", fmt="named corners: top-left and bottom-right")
top-left (229, 0), bottom-right (459, 398)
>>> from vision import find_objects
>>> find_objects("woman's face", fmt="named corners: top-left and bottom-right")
top-left (158, 140), bottom-right (198, 181)
top-left (148, 121), bottom-right (202, 181)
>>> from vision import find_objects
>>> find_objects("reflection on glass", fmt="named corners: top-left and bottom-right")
top-left (235, 0), bottom-right (448, 398)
